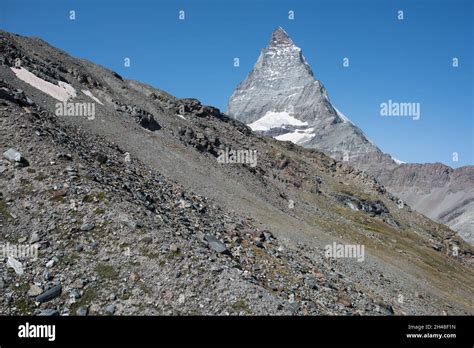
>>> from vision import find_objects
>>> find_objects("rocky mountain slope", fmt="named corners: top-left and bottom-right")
top-left (367, 162), bottom-right (474, 245)
top-left (0, 29), bottom-right (473, 316)
top-left (227, 27), bottom-right (474, 245)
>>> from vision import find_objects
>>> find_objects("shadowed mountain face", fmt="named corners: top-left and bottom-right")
top-left (0, 30), bottom-right (473, 316)
top-left (227, 27), bottom-right (474, 245)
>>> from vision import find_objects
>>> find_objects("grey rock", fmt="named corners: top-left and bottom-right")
top-left (69, 289), bottom-right (81, 300)
top-left (7, 256), bottom-right (23, 275)
top-left (27, 284), bottom-right (43, 297)
top-left (3, 148), bottom-right (22, 162)
top-left (104, 304), bottom-right (116, 315)
top-left (76, 306), bottom-right (88, 316)
top-left (35, 284), bottom-right (62, 303)
top-left (80, 223), bottom-right (95, 231)
top-left (377, 303), bottom-right (395, 315)
top-left (288, 302), bottom-right (299, 314)
top-left (57, 153), bottom-right (73, 161)
top-left (30, 231), bottom-right (42, 243)
top-left (269, 284), bottom-right (278, 291)
top-left (37, 308), bottom-right (59, 316)
top-left (305, 278), bottom-right (318, 290)
top-left (204, 235), bottom-right (228, 254)
top-left (93, 152), bottom-right (108, 164)
top-left (43, 271), bottom-right (53, 281)
top-left (3, 148), bottom-right (29, 166)
top-left (262, 231), bottom-right (273, 241)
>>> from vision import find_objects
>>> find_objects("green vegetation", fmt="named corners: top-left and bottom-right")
top-left (139, 282), bottom-right (153, 295)
top-left (70, 287), bottom-right (98, 313)
top-left (231, 299), bottom-right (252, 314)
top-left (19, 178), bottom-right (34, 195)
top-left (139, 247), bottom-right (159, 259)
top-left (94, 208), bottom-right (105, 215)
top-left (34, 172), bottom-right (48, 181)
top-left (95, 263), bottom-right (119, 280)
top-left (0, 198), bottom-right (12, 221)
top-left (15, 298), bottom-right (32, 315)
top-left (83, 191), bottom-right (107, 203)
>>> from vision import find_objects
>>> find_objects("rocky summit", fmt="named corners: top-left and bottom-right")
top-left (227, 27), bottom-right (381, 160)
top-left (227, 27), bottom-right (474, 245)
top-left (0, 29), bottom-right (473, 316)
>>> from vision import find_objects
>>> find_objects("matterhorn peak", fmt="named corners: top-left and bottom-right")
top-left (228, 27), bottom-right (382, 159)
top-left (270, 27), bottom-right (293, 46)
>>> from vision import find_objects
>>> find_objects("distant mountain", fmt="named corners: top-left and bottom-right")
top-left (373, 163), bottom-right (474, 244)
top-left (227, 27), bottom-right (474, 244)
top-left (227, 27), bottom-right (383, 161)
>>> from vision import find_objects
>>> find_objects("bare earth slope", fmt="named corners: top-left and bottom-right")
top-left (0, 30), bottom-right (473, 315)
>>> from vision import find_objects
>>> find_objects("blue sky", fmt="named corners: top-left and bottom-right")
top-left (1, 0), bottom-right (472, 167)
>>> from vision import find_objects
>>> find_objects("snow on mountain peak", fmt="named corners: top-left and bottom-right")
top-left (227, 27), bottom-right (386, 163)
top-left (248, 110), bottom-right (308, 131)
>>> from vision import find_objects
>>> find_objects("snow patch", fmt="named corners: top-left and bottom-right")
top-left (248, 111), bottom-right (308, 131)
top-left (176, 114), bottom-right (186, 120)
top-left (391, 156), bottom-right (405, 165)
top-left (275, 127), bottom-right (315, 145)
top-left (81, 90), bottom-right (104, 105)
top-left (10, 67), bottom-right (76, 102)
